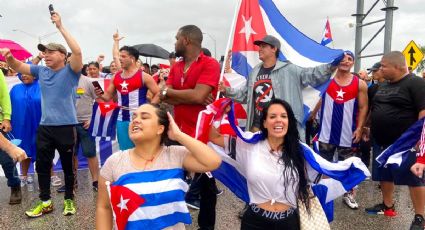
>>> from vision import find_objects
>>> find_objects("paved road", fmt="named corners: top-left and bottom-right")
top-left (0, 169), bottom-right (416, 229)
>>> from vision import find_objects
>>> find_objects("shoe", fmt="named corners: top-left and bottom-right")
top-left (51, 176), bottom-right (62, 187)
top-left (92, 181), bottom-right (98, 192)
top-left (186, 200), bottom-right (200, 210)
top-left (342, 192), bottom-right (358, 209)
top-left (25, 200), bottom-right (53, 218)
top-left (57, 185), bottom-right (66, 193)
top-left (365, 202), bottom-right (397, 216)
top-left (216, 189), bottom-right (224, 196)
top-left (63, 199), bottom-right (76, 216)
top-left (9, 186), bottom-right (22, 205)
top-left (20, 176), bottom-right (27, 187)
top-left (410, 214), bottom-right (425, 230)
top-left (27, 176), bottom-right (34, 184)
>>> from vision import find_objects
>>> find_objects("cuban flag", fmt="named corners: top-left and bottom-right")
top-left (107, 168), bottom-right (191, 230)
top-left (320, 19), bottom-right (333, 46)
top-left (88, 101), bottom-right (119, 141)
top-left (197, 98), bottom-right (370, 221)
top-left (376, 117), bottom-right (425, 167)
top-left (230, 0), bottom-right (343, 125)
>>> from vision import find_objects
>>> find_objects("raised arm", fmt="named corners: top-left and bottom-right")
top-left (166, 112), bottom-right (221, 172)
top-left (0, 49), bottom-right (31, 75)
top-left (112, 30), bottom-right (123, 71)
top-left (51, 11), bottom-right (83, 73)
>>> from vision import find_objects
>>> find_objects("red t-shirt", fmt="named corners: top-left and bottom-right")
top-left (166, 52), bottom-right (220, 137)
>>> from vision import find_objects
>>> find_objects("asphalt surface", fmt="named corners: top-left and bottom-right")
top-left (0, 169), bottom-right (417, 230)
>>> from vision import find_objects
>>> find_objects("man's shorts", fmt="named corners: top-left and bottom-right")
top-left (75, 124), bottom-right (96, 158)
top-left (371, 141), bottom-right (425, 186)
top-left (318, 142), bottom-right (359, 162)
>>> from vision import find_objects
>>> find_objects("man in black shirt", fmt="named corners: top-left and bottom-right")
top-left (365, 51), bottom-right (425, 230)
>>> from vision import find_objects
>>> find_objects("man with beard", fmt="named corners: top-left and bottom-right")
top-left (160, 25), bottom-right (220, 230)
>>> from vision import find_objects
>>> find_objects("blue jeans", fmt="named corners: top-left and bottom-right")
top-left (0, 149), bottom-right (20, 188)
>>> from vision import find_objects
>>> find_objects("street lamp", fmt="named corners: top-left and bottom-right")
top-left (203, 32), bottom-right (217, 60)
top-left (12, 29), bottom-right (58, 45)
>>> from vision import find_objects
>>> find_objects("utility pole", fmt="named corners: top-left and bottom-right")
top-left (352, 0), bottom-right (397, 72)
top-left (383, 0), bottom-right (397, 54)
top-left (353, 0), bottom-right (364, 72)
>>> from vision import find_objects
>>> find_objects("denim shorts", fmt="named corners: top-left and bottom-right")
top-left (75, 124), bottom-right (96, 158)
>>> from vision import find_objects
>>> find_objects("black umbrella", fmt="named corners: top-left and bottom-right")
top-left (132, 44), bottom-right (170, 59)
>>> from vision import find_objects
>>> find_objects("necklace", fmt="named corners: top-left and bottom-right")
top-left (131, 147), bottom-right (162, 170)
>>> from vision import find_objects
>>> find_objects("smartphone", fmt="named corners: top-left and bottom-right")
top-left (92, 81), bottom-right (104, 94)
top-left (48, 4), bottom-right (55, 16)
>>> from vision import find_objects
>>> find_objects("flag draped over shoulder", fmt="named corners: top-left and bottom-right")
top-left (320, 19), bottom-right (333, 46)
top-left (197, 98), bottom-right (370, 222)
top-left (376, 117), bottom-right (425, 167)
top-left (107, 168), bottom-right (191, 230)
top-left (88, 101), bottom-right (119, 141)
top-left (228, 0), bottom-right (343, 125)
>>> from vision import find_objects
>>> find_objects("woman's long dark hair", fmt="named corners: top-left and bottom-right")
top-left (259, 99), bottom-right (310, 211)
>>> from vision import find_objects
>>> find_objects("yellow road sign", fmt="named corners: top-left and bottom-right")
top-left (402, 40), bottom-right (424, 71)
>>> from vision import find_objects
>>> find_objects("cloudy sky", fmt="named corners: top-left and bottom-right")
top-left (1, 0), bottom-right (424, 71)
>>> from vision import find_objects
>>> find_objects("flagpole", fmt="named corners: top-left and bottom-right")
top-left (216, 0), bottom-right (242, 100)
top-left (327, 16), bottom-right (335, 49)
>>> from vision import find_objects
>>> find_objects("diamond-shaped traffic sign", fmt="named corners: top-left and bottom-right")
top-left (402, 40), bottom-right (424, 71)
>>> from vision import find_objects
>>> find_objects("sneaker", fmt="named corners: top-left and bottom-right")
top-left (342, 192), bottom-right (359, 209)
top-left (20, 176), bottom-right (27, 187)
top-left (57, 179), bottom-right (78, 193)
top-left (27, 176), bottom-right (34, 184)
top-left (410, 214), bottom-right (425, 230)
top-left (51, 176), bottom-right (62, 187)
top-left (92, 181), bottom-right (98, 192)
top-left (63, 199), bottom-right (76, 216)
top-left (57, 185), bottom-right (66, 193)
top-left (365, 202), bottom-right (397, 216)
top-left (186, 200), bottom-right (200, 210)
top-left (25, 200), bottom-right (53, 218)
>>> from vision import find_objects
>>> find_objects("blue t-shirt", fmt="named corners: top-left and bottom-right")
top-left (30, 64), bottom-right (80, 125)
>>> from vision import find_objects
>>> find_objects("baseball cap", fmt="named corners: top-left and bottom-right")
top-left (367, 62), bottom-right (381, 72)
top-left (37, 43), bottom-right (67, 55)
top-left (254, 35), bottom-right (281, 50)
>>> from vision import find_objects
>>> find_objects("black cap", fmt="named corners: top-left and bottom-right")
top-left (367, 62), bottom-right (381, 72)
top-left (254, 35), bottom-right (281, 50)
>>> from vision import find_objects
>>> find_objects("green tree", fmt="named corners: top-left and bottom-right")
top-left (415, 45), bottom-right (425, 74)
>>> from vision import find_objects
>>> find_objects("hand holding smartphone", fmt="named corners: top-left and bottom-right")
top-left (92, 81), bottom-right (104, 95)
top-left (48, 4), bottom-right (55, 15)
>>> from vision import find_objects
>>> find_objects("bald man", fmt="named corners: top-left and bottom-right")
top-left (365, 51), bottom-right (425, 230)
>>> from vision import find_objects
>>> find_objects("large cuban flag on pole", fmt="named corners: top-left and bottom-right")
top-left (227, 0), bottom-right (343, 125)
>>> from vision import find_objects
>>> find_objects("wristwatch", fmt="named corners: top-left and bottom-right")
top-left (161, 87), bottom-right (168, 98)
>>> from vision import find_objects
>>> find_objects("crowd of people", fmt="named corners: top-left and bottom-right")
top-left (0, 9), bottom-right (424, 230)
